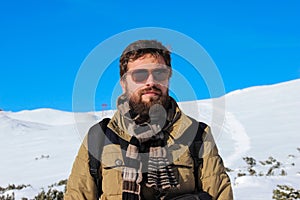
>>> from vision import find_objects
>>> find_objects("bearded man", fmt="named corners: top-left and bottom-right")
top-left (65, 40), bottom-right (233, 200)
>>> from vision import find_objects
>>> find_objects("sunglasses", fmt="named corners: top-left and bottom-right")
top-left (126, 68), bottom-right (171, 83)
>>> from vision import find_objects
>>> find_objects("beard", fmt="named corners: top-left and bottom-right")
top-left (127, 86), bottom-right (170, 124)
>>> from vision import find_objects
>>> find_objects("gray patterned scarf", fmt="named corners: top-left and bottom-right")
top-left (117, 95), bottom-right (181, 200)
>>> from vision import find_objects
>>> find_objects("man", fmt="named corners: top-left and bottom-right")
top-left (65, 40), bottom-right (233, 200)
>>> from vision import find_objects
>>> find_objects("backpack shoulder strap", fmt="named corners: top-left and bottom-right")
top-left (88, 118), bottom-right (110, 200)
top-left (188, 122), bottom-right (207, 192)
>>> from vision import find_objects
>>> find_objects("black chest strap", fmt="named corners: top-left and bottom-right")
top-left (87, 118), bottom-right (110, 200)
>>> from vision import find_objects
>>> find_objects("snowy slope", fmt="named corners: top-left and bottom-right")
top-left (1, 79), bottom-right (300, 199)
top-left (180, 79), bottom-right (300, 199)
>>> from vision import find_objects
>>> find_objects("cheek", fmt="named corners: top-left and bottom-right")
top-left (158, 82), bottom-right (169, 93)
top-left (124, 82), bottom-right (141, 95)
top-left (160, 78), bottom-right (170, 87)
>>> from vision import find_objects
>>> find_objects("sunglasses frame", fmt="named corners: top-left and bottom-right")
top-left (124, 67), bottom-right (171, 84)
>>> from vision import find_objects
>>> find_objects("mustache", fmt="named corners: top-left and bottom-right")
top-left (140, 86), bottom-right (162, 95)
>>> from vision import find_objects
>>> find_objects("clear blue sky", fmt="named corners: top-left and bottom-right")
top-left (1, 0), bottom-right (299, 112)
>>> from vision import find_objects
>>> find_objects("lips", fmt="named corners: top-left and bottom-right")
top-left (142, 90), bottom-right (161, 96)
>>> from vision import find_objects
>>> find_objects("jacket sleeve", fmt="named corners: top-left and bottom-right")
top-left (199, 126), bottom-right (233, 200)
top-left (64, 138), bottom-right (98, 200)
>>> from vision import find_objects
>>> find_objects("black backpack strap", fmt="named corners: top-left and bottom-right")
top-left (189, 122), bottom-right (207, 192)
top-left (88, 118), bottom-right (110, 200)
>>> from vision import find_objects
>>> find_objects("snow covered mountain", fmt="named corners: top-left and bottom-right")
top-left (1, 79), bottom-right (300, 199)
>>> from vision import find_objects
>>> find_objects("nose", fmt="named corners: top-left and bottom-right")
top-left (145, 73), bottom-right (155, 86)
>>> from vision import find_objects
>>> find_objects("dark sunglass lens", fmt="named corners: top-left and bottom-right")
top-left (153, 68), bottom-right (169, 81)
top-left (131, 69), bottom-right (149, 83)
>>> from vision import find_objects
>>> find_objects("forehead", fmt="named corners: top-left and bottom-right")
top-left (127, 53), bottom-right (166, 71)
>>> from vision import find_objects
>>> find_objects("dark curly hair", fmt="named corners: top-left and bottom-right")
top-left (119, 40), bottom-right (171, 78)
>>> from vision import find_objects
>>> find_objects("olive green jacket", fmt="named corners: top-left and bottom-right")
top-left (64, 111), bottom-right (233, 200)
